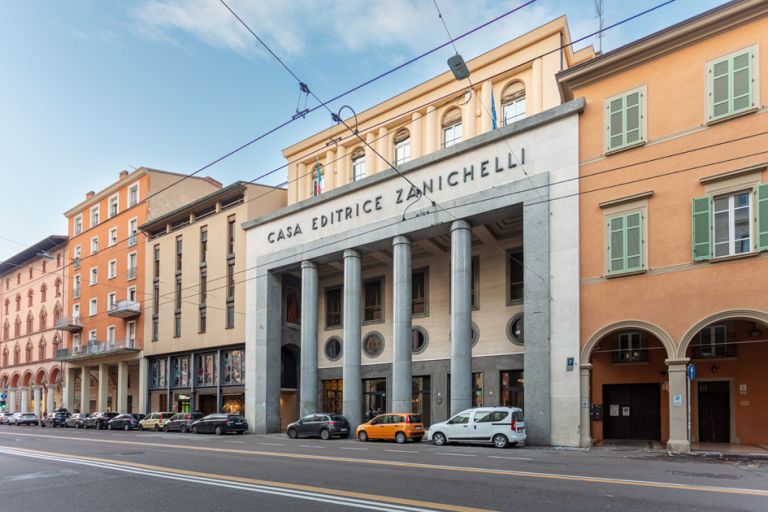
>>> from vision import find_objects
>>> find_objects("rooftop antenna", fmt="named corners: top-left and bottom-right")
top-left (595, 0), bottom-right (605, 54)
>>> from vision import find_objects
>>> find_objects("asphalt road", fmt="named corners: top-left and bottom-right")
top-left (0, 425), bottom-right (766, 511)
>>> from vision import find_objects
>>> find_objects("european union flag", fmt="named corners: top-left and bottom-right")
top-left (491, 93), bottom-right (497, 130)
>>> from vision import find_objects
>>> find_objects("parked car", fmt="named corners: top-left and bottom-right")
top-left (84, 412), bottom-right (119, 430)
top-left (0, 412), bottom-right (14, 425)
top-left (164, 412), bottom-right (203, 433)
top-left (356, 413), bottom-right (424, 444)
top-left (191, 414), bottom-right (248, 435)
top-left (40, 410), bottom-right (71, 428)
top-left (426, 407), bottom-right (526, 449)
top-left (15, 413), bottom-right (40, 426)
top-left (12, 412), bottom-right (24, 425)
top-left (65, 412), bottom-right (89, 428)
top-left (138, 411), bottom-right (175, 431)
top-left (107, 413), bottom-right (145, 431)
top-left (286, 413), bottom-right (350, 440)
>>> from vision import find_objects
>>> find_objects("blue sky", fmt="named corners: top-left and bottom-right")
top-left (0, 0), bottom-right (728, 260)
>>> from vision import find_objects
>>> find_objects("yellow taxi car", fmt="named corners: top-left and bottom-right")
top-left (356, 413), bottom-right (424, 443)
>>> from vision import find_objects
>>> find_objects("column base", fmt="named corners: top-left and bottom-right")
top-left (667, 439), bottom-right (691, 453)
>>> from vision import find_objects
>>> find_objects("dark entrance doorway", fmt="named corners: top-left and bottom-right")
top-left (697, 380), bottom-right (730, 443)
top-left (603, 383), bottom-right (661, 440)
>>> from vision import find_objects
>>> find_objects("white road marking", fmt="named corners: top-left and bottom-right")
top-left (340, 447), bottom-right (368, 451)
top-left (223, 441), bottom-right (247, 444)
top-left (386, 450), bottom-right (419, 454)
top-left (488, 456), bottom-right (531, 461)
top-left (436, 453), bottom-right (477, 457)
top-left (299, 445), bottom-right (324, 448)
top-left (257, 442), bottom-right (285, 446)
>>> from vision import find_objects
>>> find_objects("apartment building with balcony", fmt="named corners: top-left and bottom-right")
top-left (59, 167), bottom-right (221, 414)
top-left (139, 182), bottom-right (286, 416)
top-left (243, 18), bottom-right (595, 443)
top-left (0, 236), bottom-right (68, 416)
top-left (557, 0), bottom-right (768, 451)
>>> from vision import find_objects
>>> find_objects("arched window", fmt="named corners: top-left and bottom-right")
top-left (350, 147), bottom-right (366, 182)
top-left (2, 347), bottom-right (8, 367)
top-left (26, 312), bottom-right (34, 334)
top-left (53, 303), bottom-right (62, 325)
top-left (56, 252), bottom-right (62, 267)
top-left (27, 289), bottom-right (33, 307)
top-left (442, 108), bottom-right (463, 148)
top-left (501, 81), bottom-right (526, 125)
top-left (15, 294), bottom-right (21, 312)
top-left (38, 337), bottom-right (46, 360)
top-left (2, 320), bottom-right (9, 340)
top-left (13, 344), bottom-right (20, 365)
top-left (393, 128), bottom-right (411, 165)
top-left (311, 163), bottom-right (324, 197)
top-left (42, 260), bottom-right (47, 273)
top-left (28, 267), bottom-right (33, 279)
top-left (14, 317), bottom-right (21, 338)
top-left (55, 278), bottom-right (62, 298)
top-left (39, 308), bottom-right (47, 331)
top-left (25, 340), bottom-right (33, 362)
top-left (53, 333), bottom-right (61, 348)
top-left (3, 298), bottom-right (8, 315)
top-left (40, 283), bottom-right (47, 303)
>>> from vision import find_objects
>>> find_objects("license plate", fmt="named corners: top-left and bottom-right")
top-left (414, 426), bottom-right (422, 430)
top-left (517, 428), bottom-right (525, 434)
top-left (340, 428), bottom-right (348, 432)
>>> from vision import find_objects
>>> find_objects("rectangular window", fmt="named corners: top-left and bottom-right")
top-left (126, 321), bottom-right (136, 347)
top-left (89, 267), bottom-right (98, 286)
top-left (175, 236), bottom-right (183, 272)
top-left (153, 244), bottom-right (160, 279)
top-left (73, 275), bottom-right (81, 298)
top-left (175, 276), bottom-right (182, 310)
top-left (394, 138), bottom-right (411, 165)
top-left (90, 237), bottom-right (99, 255)
top-left (108, 260), bottom-right (117, 279)
top-left (128, 183), bottom-right (139, 207)
top-left (227, 215), bottom-right (236, 256)
top-left (200, 226), bottom-right (208, 264)
top-left (606, 211), bottom-right (644, 274)
top-left (226, 261), bottom-right (235, 329)
top-left (128, 218), bottom-right (138, 247)
top-left (108, 194), bottom-right (119, 218)
top-left (502, 96), bottom-right (526, 125)
top-left (73, 215), bottom-right (83, 235)
top-left (73, 245), bottom-right (81, 269)
top-left (128, 252), bottom-right (137, 280)
top-left (412, 269), bottom-right (427, 317)
top-left (322, 379), bottom-right (343, 415)
top-left (363, 278), bottom-right (383, 323)
top-left (152, 282), bottom-right (159, 342)
top-left (107, 325), bottom-right (116, 345)
top-left (90, 205), bottom-right (100, 227)
top-left (108, 227), bottom-right (118, 247)
top-left (88, 329), bottom-right (97, 342)
top-left (194, 353), bottom-right (218, 387)
top-left (325, 287), bottom-right (342, 328)
top-left (713, 191), bottom-right (751, 258)
top-left (693, 324), bottom-right (735, 358)
top-left (221, 350), bottom-right (245, 385)
top-left (73, 304), bottom-right (80, 321)
top-left (199, 268), bottom-right (207, 306)
top-left (613, 332), bottom-right (648, 363)
top-left (127, 286), bottom-right (136, 302)
top-left (352, 155), bottom-right (365, 181)
top-left (500, 370), bottom-right (524, 410)
top-left (107, 292), bottom-right (116, 311)
top-left (174, 311), bottom-right (181, 338)
top-left (507, 251), bottom-right (524, 303)
top-left (89, 298), bottom-right (97, 317)
top-left (442, 123), bottom-right (462, 148)
top-left (472, 372), bottom-right (483, 408)
top-left (199, 307), bottom-right (207, 334)
top-left (605, 87), bottom-right (645, 153)
top-left (709, 48), bottom-right (755, 122)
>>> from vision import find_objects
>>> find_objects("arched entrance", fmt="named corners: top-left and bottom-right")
top-left (580, 321), bottom-right (676, 447)
top-left (678, 310), bottom-right (768, 447)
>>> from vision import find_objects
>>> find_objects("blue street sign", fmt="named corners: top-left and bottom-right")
top-left (687, 363), bottom-right (696, 381)
top-left (0, 393), bottom-right (6, 400)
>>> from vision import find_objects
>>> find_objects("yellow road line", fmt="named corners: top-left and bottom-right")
top-left (1, 445), bottom-right (488, 512)
top-left (1, 432), bottom-right (767, 497)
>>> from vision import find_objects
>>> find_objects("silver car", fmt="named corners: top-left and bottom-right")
top-left (15, 413), bottom-right (39, 426)
top-left (0, 412), bottom-right (14, 425)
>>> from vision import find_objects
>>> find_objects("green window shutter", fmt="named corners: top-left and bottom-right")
top-left (710, 50), bottom-right (753, 121)
top-left (608, 216), bottom-right (625, 273)
top-left (607, 212), bottom-right (644, 274)
top-left (606, 90), bottom-right (644, 152)
top-left (692, 197), bottom-right (712, 261)
top-left (757, 183), bottom-right (768, 252)
top-left (625, 212), bottom-right (643, 271)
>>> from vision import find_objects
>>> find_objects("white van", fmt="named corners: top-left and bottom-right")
top-left (426, 407), bottom-right (525, 448)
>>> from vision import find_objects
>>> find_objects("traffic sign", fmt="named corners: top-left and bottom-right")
top-left (0, 393), bottom-right (6, 400)
top-left (687, 363), bottom-right (696, 380)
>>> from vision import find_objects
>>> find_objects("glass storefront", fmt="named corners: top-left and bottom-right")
top-left (322, 379), bottom-right (343, 414)
top-left (222, 349), bottom-right (245, 385)
top-left (500, 370), bottom-right (524, 410)
top-left (195, 352), bottom-right (218, 387)
top-left (363, 378), bottom-right (386, 417)
top-left (412, 376), bottom-right (431, 426)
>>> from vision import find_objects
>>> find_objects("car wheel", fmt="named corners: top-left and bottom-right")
top-left (192, 426), bottom-right (199, 434)
top-left (358, 431), bottom-right (368, 442)
top-left (181, 425), bottom-right (187, 433)
top-left (107, 424), bottom-right (113, 430)
top-left (395, 432), bottom-right (406, 444)
top-left (214, 426), bottom-right (223, 436)
top-left (432, 432), bottom-right (447, 446)
top-left (138, 424), bottom-right (144, 431)
top-left (320, 428), bottom-right (331, 441)
top-left (164, 425), bottom-right (169, 433)
top-left (287, 428), bottom-right (297, 439)
top-left (154, 425), bottom-right (160, 432)
top-left (493, 433), bottom-right (509, 449)
top-left (124, 424), bottom-right (130, 432)
top-left (96, 423), bottom-right (101, 430)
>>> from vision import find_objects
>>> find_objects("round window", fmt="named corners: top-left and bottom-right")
top-left (507, 314), bottom-right (524, 346)
top-left (362, 331), bottom-right (384, 358)
top-left (411, 327), bottom-right (429, 354)
top-left (324, 337), bottom-right (343, 361)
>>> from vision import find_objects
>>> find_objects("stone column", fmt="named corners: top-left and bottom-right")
top-left (80, 367), bottom-right (91, 413)
top-left (342, 249), bottom-right (362, 430)
top-left (20, 387), bottom-right (29, 413)
top-left (424, 106), bottom-right (437, 154)
top-left (365, 133), bottom-right (377, 174)
top-left (667, 358), bottom-right (690, 452)
top-left (65, 368), bottom-right (76, 410)
top-left (117, 361), bottom-right (129, 413)
top-left (532, 57), bottom-right (543, 113)
top-left (392, 236), bottom-right (413, 413)
top-left (8, 388), bottom-right (16, 413)
top-left (462, 89), bottom-right (476, 139)
top-left (450, 220), bottom-right (473, 415)
top-left (300, 261), bottom-right (319, 419)
top-left (33, 386), bottom-right (41, 417)
top-left (377, 127), bottom-right (389, 170)
top-left (579, 364), bottom-right (592, 448)
top-left (410, 112), bottom-right (422, 159)
top-left (98, 364), bottom-right (109, 411)
top-left (481, 80), bottom-right (493, 132)
top-left (47, 384), bottom-right (57, 412)
top-left (138, 358), bottom-right (148, 414)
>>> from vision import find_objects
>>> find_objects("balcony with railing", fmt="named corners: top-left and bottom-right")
top-left (690, 337), bottom-right (738, 359)
top-left (108, 300), bottom-right (141, 319)
top-left (55, 337), bottom-right (139, 361)
top-left (55, 315), bottom-right (83, 332)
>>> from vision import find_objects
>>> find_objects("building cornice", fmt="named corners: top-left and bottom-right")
top-left (557, 0), bottom-right (768, 100)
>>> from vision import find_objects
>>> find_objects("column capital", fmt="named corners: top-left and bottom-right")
top-left (343, 249), bottom-right (361, 260)
top-left (411, 111), bottom-right (421, 120)
top-left (392, 235), bottom-right (411, 247)
top-left (450, 219), bottom-right (471, 232)
top-left (426, 105), bottom-right (436, 113)
top-left (300, 260), bottom-right (318, 271)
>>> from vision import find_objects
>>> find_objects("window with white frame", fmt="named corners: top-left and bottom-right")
top-left (107, 325), bottom-right (116, 345)
top-left (88, 329), bottom-right (97, 342)
top-left (442, 108), bottom-right (462, 148)
top-left (127, 252), bottom-right (137, 280)
top-left (108, 194), bottom-right (119, 218)
top-left (108, 260), bottom-right (117, 279)
top-left (501, 82), bottom-right (526, 125)
top-left (72, 303), bottom-right (80, 321)
top-left (606, 210), bottom-right (644, 274)
top-left (393, 129), bottom-right (411, 165)
top-left (126, 320), bottom-right (136, 347)
top-left (73, 245), bottom-right (82, 268)
top-left (73, 275), bottom-right (81, 298)
top-left (713, 191), bottom-right (751, 258)
top-left (89, 298), bottom-right (97, 316)
top-left (351, 147), bottom-right (365, 181)
top-left (109, 227), bottom-right (118, 247)
top-left (613, 332), bottom-right (647, 363)
top-left (128, 183), bottom-right (139, 207)
top-left (605, 86), bottom-right (645, 153)
top-left (694, 324), bottom-right (733, 358)
top-left (90, 236), bottom-right (99, 255)
top-left (127, 286), bottom-right (137, 302)
top-left (128, 218), bottom-right (138, 246)
top-left (90, 205), bottom-right (100, 227)
top-left (72, 333), bottom-right (81, 348)
top-left (708, 47), bottom-right (756, 122)
top-left (107, 292), bottom-right (116, 311)
top-left (73, 215), bottom-right (83, 235)
top-left (89, 267), bottom-right (98, 286)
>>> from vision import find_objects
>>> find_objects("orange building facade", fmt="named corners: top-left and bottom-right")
top-left (0, 236), bottom-right (68, 415)
top-left (558, 0), bottom-right (768, 451)
top-left (59, 168), bottom-right (220, 414)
